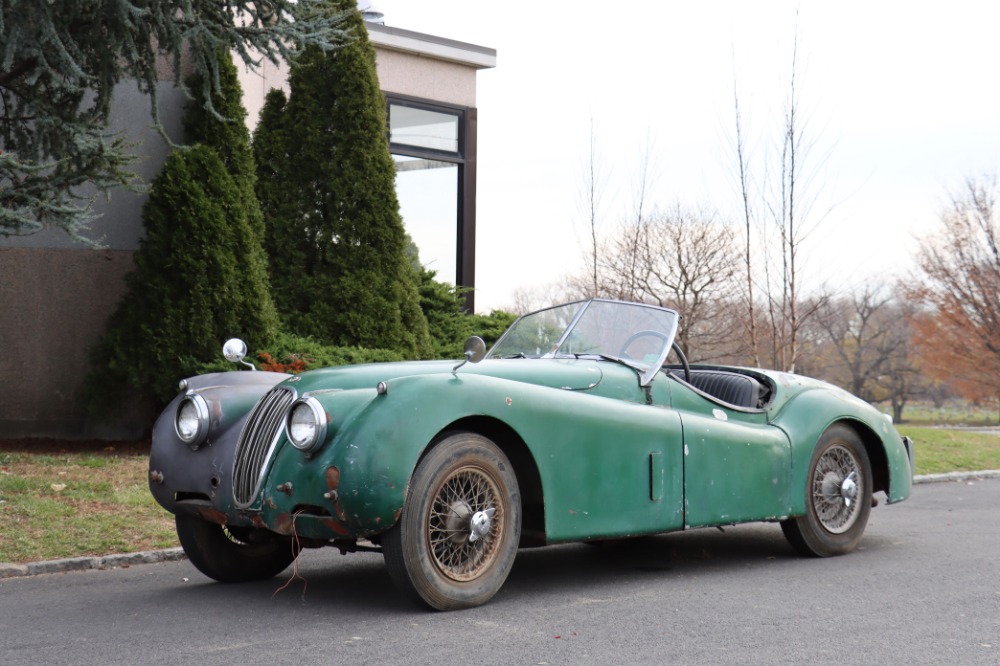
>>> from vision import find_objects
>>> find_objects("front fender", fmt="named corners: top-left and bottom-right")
top-left (264, 370), bottom-right (685, 543)
top-left (264, 372), bottom-right (517, 536)
top-left (148, 371), bottom-right (289, 521)
top-left (770, 387), bottom-right (913, 514)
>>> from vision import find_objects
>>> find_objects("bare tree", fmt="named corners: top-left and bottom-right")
top-left (729, 50), bottom-right (761, 367)
top-left (728, 20), bottom-right (833, 372)
top-left (503, 284), bottom-right (576, 316)
top-left (577, 116), bottom-right (608, 297)
top-left (810, 285), bottom-right (909, 401)
top-left (570, 124), bottom-right (660, 302)
top-left (595, 205), bottom-right (741, 360)
top-left (874, 319), bottom-right (921, 423)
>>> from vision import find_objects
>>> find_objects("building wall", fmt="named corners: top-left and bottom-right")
top-left (237, 34), bottom-right (486, 130)
top-left (237, 57), bottom-right (288, 134)
top-left (0, 248), bottom-right (144, 439)
top-left (0, 31), bottom-right (491, 441)
top-left (1, 83), bottom-right (185, 252)
top-left (0, 83), bottom-right (184, 440)
top-left (374, 50), bottom-right (478, 107)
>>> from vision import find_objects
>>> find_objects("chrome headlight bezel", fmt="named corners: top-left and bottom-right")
top-left (175, 392), bottom-right (210, 449)
top-left (285, 397), bottom-right (328, 453)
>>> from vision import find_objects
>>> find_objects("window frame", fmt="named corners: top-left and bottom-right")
top-left (386, 93), bottom-right (478, 310)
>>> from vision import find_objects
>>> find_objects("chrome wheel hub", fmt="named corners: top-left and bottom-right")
top-left (812, 445), bottom-right (863, 535)
top-left (469, 508), bottom-right (496, 543)
top-left (840, 472), bottom-right (859, 507)
top-left (428, 465), bottom-right (505, 582)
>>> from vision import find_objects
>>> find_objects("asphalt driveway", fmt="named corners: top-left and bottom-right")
top-left (1, 477), bottom-right (997, 665)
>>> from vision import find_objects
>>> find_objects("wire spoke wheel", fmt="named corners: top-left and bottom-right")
top-left (781, 424), bottom-right (872, 557)
top-left (428, 464), bottom-right (504, 582)
top-left (383, 432), bottom-right (521, 610)
top-left (811, 444), bottom-right (863, 534)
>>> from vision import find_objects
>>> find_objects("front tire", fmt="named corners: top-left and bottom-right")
top-left (175, 514), bottom-right (300, 583)
top-left (383, 433), bottom-right (521, 610)
top-left (781, 424), bottom-right (873, 557)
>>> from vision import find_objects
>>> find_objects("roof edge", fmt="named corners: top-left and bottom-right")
top-left (366, 21), bottom-right (497, 69)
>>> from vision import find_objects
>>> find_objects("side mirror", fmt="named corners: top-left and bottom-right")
top-left (223, 338), bottom-right (255, 370)
top-left (453, 336), bottom-right (487, 372)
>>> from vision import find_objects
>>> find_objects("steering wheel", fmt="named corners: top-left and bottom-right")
top-left (618, 329), bottom-right (669, 360)
top-left (670, 341), bottom-right (691, 384)
top-left (618, 330), bottom-right (691, 383)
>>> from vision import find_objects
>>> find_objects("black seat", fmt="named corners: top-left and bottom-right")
top-left (673, 369), bottom-right (762, 409)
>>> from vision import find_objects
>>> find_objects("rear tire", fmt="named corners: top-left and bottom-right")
top-left (781, 424), bottom-right (873, 557)
top-left (175, 514), bottom-right (299, 582)
top-left (383, 432), bottom-right (521, 610)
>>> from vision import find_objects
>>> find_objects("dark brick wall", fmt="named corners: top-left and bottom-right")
top-left (0, 248), bottom-right (155, 439)
top-left (0, 82), bottom-right (184, 440)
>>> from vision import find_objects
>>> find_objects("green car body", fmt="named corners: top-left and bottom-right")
top-left (149, 299), bottom-right (913, 610)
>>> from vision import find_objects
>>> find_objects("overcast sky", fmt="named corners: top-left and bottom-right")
top-left (375, 1), bottom-right (1000, 312)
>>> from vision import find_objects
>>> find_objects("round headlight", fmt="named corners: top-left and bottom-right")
top-left (286, 397), bottom-right (328, 453)
top-left (175, 393), bottom-right (210, 448)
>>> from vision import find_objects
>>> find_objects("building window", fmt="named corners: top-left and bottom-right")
top-left (389, 105), bottom-right (460, 153)
top-left (387, 95), bottom-right (476, 308)
top-left (393, 156), bottom-right (459, 284)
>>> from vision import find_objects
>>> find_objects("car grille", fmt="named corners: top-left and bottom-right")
top-left (233, 386), bottom-right (295, 507)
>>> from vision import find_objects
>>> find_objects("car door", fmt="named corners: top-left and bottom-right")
top-left (669, 384), bottom-right (792, 528)
top-left (528, 391), bottom-right (687, 542)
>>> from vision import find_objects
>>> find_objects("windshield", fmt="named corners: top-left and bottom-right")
top-left (487, 299), bottom-right (679, 385)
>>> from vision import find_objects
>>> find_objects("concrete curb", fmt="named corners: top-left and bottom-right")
top-left (2, 471), bottom-right (999, 580)
top-left (0, 547), bottom-right (186, 580)
top-left (913, 469), bottom-right (1000, 484)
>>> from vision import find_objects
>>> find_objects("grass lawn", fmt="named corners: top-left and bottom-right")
top-left (896, 426), bottom-right (1000, 475)
top-left (0, 440), bottom-right (177, 565)
top-left (2, 426), bottom-right (999, 565)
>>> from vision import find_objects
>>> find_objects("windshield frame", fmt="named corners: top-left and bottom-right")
top-left (487, 299), bottom-right (680, 387)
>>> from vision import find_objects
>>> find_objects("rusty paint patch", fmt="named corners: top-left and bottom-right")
top-left (266, 497), bottom-right (277, 510)
top-left (148, 470), bottom-right (164, 484)
top-left (322, 518), bottom-right (350, 536)
top-left (250, 514), bottom-right (267, 529)
top-left (196, 507), bottom-right (228, 525)
top-left (325, 466), bottom-right (341, 491)
top-left (274, 513), bottom-right (293, 535)
top-left (325, 466), bottom-right (348, 521)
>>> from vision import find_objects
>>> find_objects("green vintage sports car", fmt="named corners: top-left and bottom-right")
top-left (149, 298), bottom-right (914, 610)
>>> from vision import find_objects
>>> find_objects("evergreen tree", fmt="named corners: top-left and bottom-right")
top-left (0, 0), bottom-right (350, 240)
top-left (184, 50), bottom-right (262, 232)
top-left (85, 146), bottom-right (279, 411)
top-left (254, 89), bottom-right (307, 307)
top-left (185, 49), bottom-right (270, 256)
top-left (86, 51), bottom-right (279, 412)
top-left (255, 0), bottom-right (431, 356)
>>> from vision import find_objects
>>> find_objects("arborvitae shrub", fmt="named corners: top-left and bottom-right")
top-left (84, 146), bottom-right (279, 412)
top-left (184, 49), bottom-right (265, 237)
top-left (84, 46), bottom-right (281, 417)
top-left (253, 0), bottom-right (431, 356)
